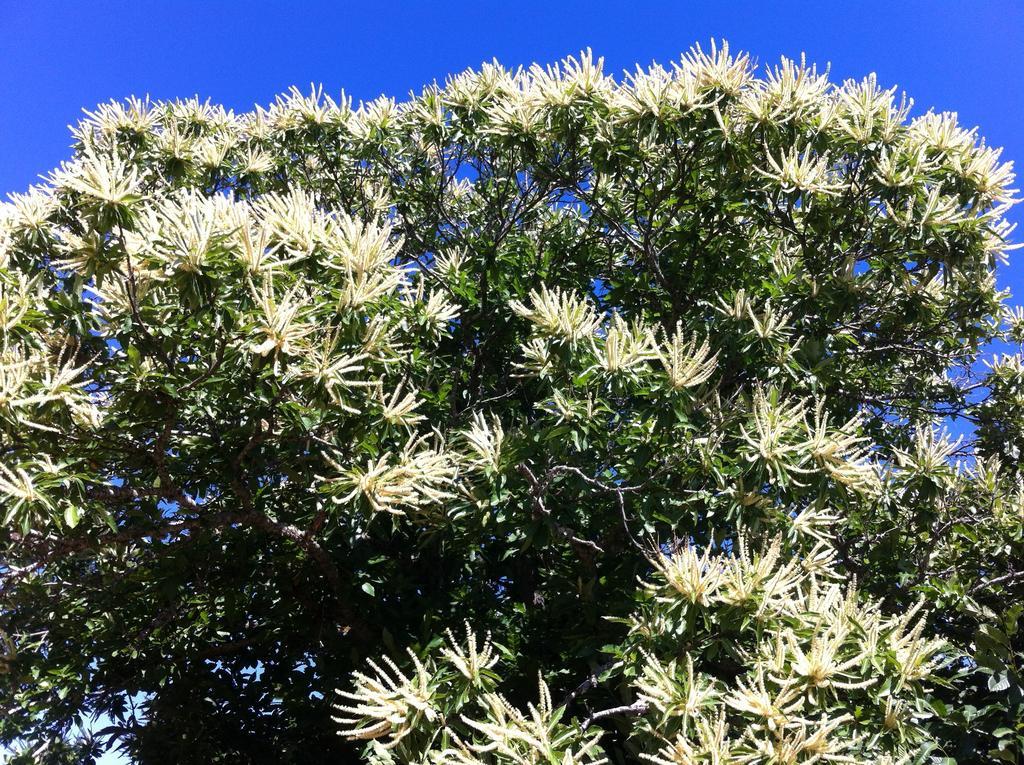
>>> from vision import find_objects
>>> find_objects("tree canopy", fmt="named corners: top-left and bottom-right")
top-left (0, 43), bottom-right (1022, 764)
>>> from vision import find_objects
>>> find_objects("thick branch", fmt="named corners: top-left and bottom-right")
top-left (516, 463), bottom-right (603, 555)
top-left (581, 700), bottom-right (649, 729)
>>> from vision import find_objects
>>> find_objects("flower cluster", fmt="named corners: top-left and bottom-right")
top-left (334, 627), bottom-right (604, 764)
top-left (334, 534), bottom-right (947, 763)
top-left (623, 535), bottom-right (946, 763)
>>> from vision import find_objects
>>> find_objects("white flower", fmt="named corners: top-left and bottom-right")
top-left (529, 49), bottom-right (609, 108)
top-left (50, 148), bottom-right (144, 224)
top-left (635, 651), bottom-right (717, 722)
top-left (458, 676), bottom-right (607, 764)
top-left (460, 412), bottom-right (505, 472)
top-left (514, 338), bottom-right (556, 378)
top-left (837, 74), bottom-right (910, 144)
top-left (333, 649), bottom-right (438, 749)
top-left (654, 322), bottom-right (718, 390)
top-left (510, 286), bottom-right (601, 345)
top-left (404, 275), bottom-right (460, 334)
top-left (329, 215), bottom-right (402, 275)
top-left (680, 39), bottom-right (752, 96)
top-left (378, 381), bottom-right (425, 427)
top-left (441, 622), bottom-right (499, 685)
top-left (321, 436), bottom-right (456, 515)
top-left (646, 543), bottom-right (723, 608)
top-left (894, 424), bottom-right (961, 480)
top-left (76, 96), bottom-right (158, 141)
top-left (4, 188), bottom-right (56, 244)
top-left (249, 275), bottom-right (315, 359)
top-left (738, 388), bottom-right (810, 485)
top-left (724, 665), bottom-right (803, 730)
top-left (592, 313), bottom-right (655, 376)
top-left (806, 401), bottom-right (878, 492)
top-left (144, 191), bottom-right (236, 276)
top-left (255, 188), bottom-right (332, 257)
top-left (287, 330), bottom-right (372, 408)
top-left (756, 145), bottom-right (845, 196)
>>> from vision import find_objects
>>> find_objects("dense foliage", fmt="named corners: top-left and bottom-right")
top-left (1, 44), bottom-right (1022, 763)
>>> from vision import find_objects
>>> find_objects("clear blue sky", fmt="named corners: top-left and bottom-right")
top-left (2, 0), bottom-right (1022, 284)
top-left (1, 1), bottom-right (1021, 210)
top-left (2, 1), bottom-right (1021, 365)
top-left (4, 0), bottom-right (1022, 310)
top-left (1, 1), bottom-right (1021, 199)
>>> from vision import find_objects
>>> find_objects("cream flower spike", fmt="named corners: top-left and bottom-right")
top-left (0, 272), bottom-right (42, 332)
top-left (50, 147), bottom-right (144, 225)
top-left (593, 313), bottom-right (655, 376)
top-left (616, 64), bottom-right (677, 122)
top-left (458, 675), bottom-right (607, 764)
top-left (837, 74), bottom-right (911, 144)
top-left (255, 188), bottom-right (331, 257)
top-left (646, 542), bottom-right (723, 608)
top-left (330, 214), bottom-right (401, 276)
top-left (148, 191), bottom-right (237, 276)
top-left (909, 110), bottom-right (977, 158)
top-left (715, 287), bottom-right (751, 322)
top-left (441, 621), bottom-right (499, 685)
top-left (249, 274), bottom-right (316, 360)
top-left (333, 648), bottom-right (437, 750)
top-left (884, 600), bottom-right (947, 689)
top-left (775, 626), bottom-right (876, 696)
top-left (4, 188), bottom-right (56, 245)
top-left (724, 664), bottom-right (803, 731)
top-left (460, 411), bottom-right (505, 472)
top-left (806, 401), bottom-right (878, 492)
top-left (738, 388), bottom-right (810, 485)
top-left (758, 54), bottom-right (831, 126)
top-left (236, 144), bottom-right (276, 176)
top-left (153, 120), bottom-right (194, 167)
top-left (336, 266), bottom-right (404, 310)
top-left (639, 711), bottom-right (733, 765)
top-left (287, 329), bottom-right (372, 410)
top-left (950, 142), bottom-right (1018, 205)
top-left (433, 248), bottom-right (467, 279)
top-left (0, 343), bottom-right (92, 433)
top-left (231, 210), bottom-right (304, 275)
top-left (528, 49), bottom-right (609, 107)
top-left (680, 39), bottom-right (752, 96)
top-left (192, 133), bottom-right (236, 171)
top-left (482, 84), bottom-right (544, 139)
top-left (404, 274), bottom-right (460, 335)
top-left (654, 322), bottom-right (718, 390)
top-left (894, 424), bottom-right (962, 478)
top-left (510, 285), bottom-right (602, 345)
top-left (787, 503), bottom-right (841, 543)
top-left (513, 338), bottom-right (556, 379)
top-left (321, 437), bottom-right (456, 516)
top-left (873, 147), bottom-right (929, 189)
top-left (76, 96), bottom-right (159, 142)
top-left (378, 380), bottom-right (426, 428)
top-left (635, 650), bottom-right (717, 722)
top-left (717, 534), bottom-right (804, 615)
top-left (271, 84), bottom-right (351, 129)
top-left (756, 144), bottom-right (846, 196)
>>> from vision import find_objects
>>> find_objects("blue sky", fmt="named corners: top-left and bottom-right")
top-left (0, 2), bottom-right (1022, 759)
top-left (2, 0), bottom-right (1022, 296)
top-left (2, 2), bottom-right (1022, 232)
top-left (3, 1), bottom-right (1022, 357)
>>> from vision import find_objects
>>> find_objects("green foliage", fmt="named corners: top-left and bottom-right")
top-left (0, 43), bottom-right (1022, 763)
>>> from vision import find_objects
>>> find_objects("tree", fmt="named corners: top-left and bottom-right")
top-left (1, 43), bottom-right (1022, 764)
